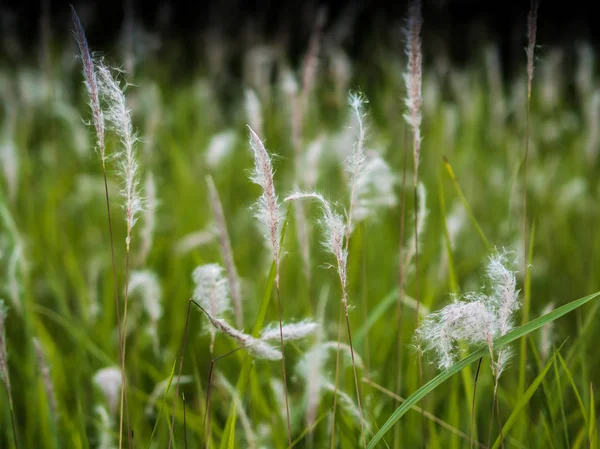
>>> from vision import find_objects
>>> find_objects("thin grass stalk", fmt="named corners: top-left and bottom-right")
top-left (119, 251), bottom-right (132, 449)
top-left (470, 358), bottom-right (482, 449)
top-left (203, 348), bottom-right (242, 449)
top-left (275, 274), bottom-right (293, 449)
top-left (70, 8), bottom-right (131, 446)
top-left (360, 224), bottom-right (369, 369)
top-left (183, 393), bottom-right (188, 449)
top-left (206, 176), bottom-right (242, 329)
top-left (330, 96), bottom-right (368, 448)
top-left (330, 302), bottom-right (345, 449)
top-left (520, 0), bottom-right (538, 399)
top-left (167, 299), bottom-right (193, 449)
top-left (0, 308), bottom-right (18, 449)
top-left (363, 377), bottom-right (488, 448)
top-left (247, 127), bottom-right (292, 448)
top-left (404, 1), bottom-right (425, 442)
top-left (394, 127), bottom-right (410, 449)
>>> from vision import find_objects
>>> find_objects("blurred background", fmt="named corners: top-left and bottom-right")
top-left (2, 1), bottom-right (599, 72)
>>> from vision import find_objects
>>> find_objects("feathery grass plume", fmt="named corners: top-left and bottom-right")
top-left (199, 309), bottom-right (281, 360)
top-left (93, 367), bottom-right (122, 415)
top-left (248, 126), bottom-right (282, 271)
top-left (138, 171), bottom-right (157, 265)
top-left (353, 152), bottom-right (397, 222)
top-left (404, 0), bottom-right (423, 188)
top-left (345, 92), bottom-right (368, 218)
top-left (96, 61), bottom-right (143, 449)
top-left (0, 137), bottom-right (18, 203)
top-left (245, 90), bottom-right (264, 137)
top-left (206, 175), bottom-right (242, 329)
top-left (415, 251), bottom-right (520, 374)
top-left (32, 338), bottom-right (57, 417)
top-left (205, 130), bottom-right (237, 170)
top-left (402, 182), bottom-right (428, 274)
top-left (174, 229), bottom-right (217, 255)
top-left (127, 270), bottom-right (162, 351)
top-left (96, 63), bottom-right (144, 251)
top-left (285, 190), bottom-right (366, 446)
top-left (285, 192), bottom-right (347, 291)
top-left (584, 90), bottom-right (600, 164)
top-left (247, 124), bottom-right (292, 445)
top-left (539, 302), bottom-right (555, 363)
top-left (71, 6), bottom-right (106, 164)
top-left (260, 320), bottom-right (318, 341)
top-left (71, 11), bottom-right (130, 445)
top-left (95, 405), bottom-right (115, 449)
top-left (526, 1), bottom-right (539, 102)
top-left (416, 296), bottom-right (497, 370)
top-left (6, 241), bottom-right (24, 314)
top-left (192, 263), bottom-right (230, 353)
top-left (303, 135), bottom-right (326, 189)
top-left (301, 7), bottom-right (327, 106)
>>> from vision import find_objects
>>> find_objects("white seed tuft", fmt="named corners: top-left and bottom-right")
top-left (260, 320), bottom-right (318, 341)
top-left (93, 366), bottom-right (122, 414)
top-left (193, 263), bottom-right (231, 352)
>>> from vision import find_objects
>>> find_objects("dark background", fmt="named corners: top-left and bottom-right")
top-left (1, 1), bottom-right (598, 71)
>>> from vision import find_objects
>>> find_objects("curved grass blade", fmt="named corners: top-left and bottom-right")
top-left (219, 206), bottom-right (290, 449)
top-left (366, 290), bottom-right (600, 448)
top-left (490, 347), bottom-right (557, 449)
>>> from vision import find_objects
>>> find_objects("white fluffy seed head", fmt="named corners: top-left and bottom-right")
top-left (193, 264), bottom-right (230, 318)
top-left (260, 320), bottom-right (318, 341)
top-left (138, 171), bottom-right (157, 265)
top-left (0, 300), bottom-right (9, 393)
top-left (93, 366), bottom-right (122, 414)
top-left (486, 251), bottom-right (520, 337)
top-left (128, 270), bottom-right (162, 323)
top-left (245, 89), bottom-right (263, 137)
top-left (96, 63), bottom-right (144, 249)
top-left (285, 192), bottom-right (348, 287)
top-left (248, 126), bottom-right (282, 268)
top-left (416, 249), bottom-right (521, 375)
top-left (0, 139), bottom-right (18, 202)
top-left (206, 130), bottom-right (237, 170)
top-left (71, 6), bottom-right (106, 161)
top-left (353, 152), bottom-right (397, 222)
top-left (404, 0), bottom-right (423, 186)
top-left (416, 296), bottom-right (495, 370)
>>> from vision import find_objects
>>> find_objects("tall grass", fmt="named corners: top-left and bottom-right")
top-left (1, 4), bottom-right (600, 449)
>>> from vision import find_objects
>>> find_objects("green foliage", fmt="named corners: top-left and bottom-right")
top-left (1, 30), bottom-right (600, 449)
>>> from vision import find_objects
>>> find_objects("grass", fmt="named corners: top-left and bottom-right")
top-left (1, 5), bottom-right (600, 449)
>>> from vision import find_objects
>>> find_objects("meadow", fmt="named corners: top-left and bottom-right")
top-left (1, 3), bottom-right (599, 448)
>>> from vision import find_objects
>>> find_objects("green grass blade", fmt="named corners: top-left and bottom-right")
top-left (491, 350), bottom-right (556, 449)
top-left (219, 206), bottom-right (290, 449)
top-left (147, 361), bottom-right (177, 448)
top-left (589, 384), bottom-right (597, 449)
top-left (366, 290), bottom-right (600, 448)
top-left (556, 351), bottom-right (589, 429)
top-left (442, 157), bottom-right (492, 252)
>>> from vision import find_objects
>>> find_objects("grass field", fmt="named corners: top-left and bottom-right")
top-left (1, 3), bottom-right (600, 448)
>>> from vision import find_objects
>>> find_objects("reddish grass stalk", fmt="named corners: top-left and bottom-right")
top-left (206, 175), bottom-right (242, 329)
top-left (520, 0), bottom-right (538, 398)
top-left (404, 1), bottom-right (425, 444)
top-left (167, 299), bottom-right (193, 449)
top-left (70, 7), bottom-right (131, 447)
top-left (394, 128), bottom-right (410, 448)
